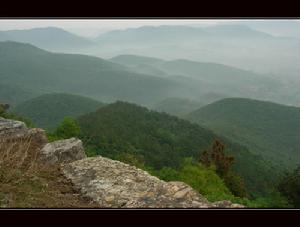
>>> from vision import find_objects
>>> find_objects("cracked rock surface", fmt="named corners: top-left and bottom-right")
top-left (39, 138), bottom-right (86, 166)
top-left (62, 156), bottom-right (244, 208)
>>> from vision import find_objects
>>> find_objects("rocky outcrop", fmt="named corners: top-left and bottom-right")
top-left (39, 138), bottom-right (86, 166)
top-left (62, 156), bottom-right (244, 208)
top-left (0, 117), bottom-right (244, 208)
top-left (0, 117), bottom-right (28, 139)
top-left (0, 117), bottom-right (48, 146)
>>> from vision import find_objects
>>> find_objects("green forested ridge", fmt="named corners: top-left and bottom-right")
top-left (76, 101), bottom-right (278, 197)
top-left (186, 97), bottom-right (300, 169)
top-left (11, 93), bottom-right (105, 130)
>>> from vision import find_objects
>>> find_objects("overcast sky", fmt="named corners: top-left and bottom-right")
top-left (0, 19), bottom-right (241, 37)
top-left (0, 19), bottom-right (299, 38)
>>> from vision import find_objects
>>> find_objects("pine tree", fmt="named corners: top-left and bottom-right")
top-left (199, 139), bottom-right (247, 198)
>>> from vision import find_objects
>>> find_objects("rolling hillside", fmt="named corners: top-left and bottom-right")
top-left (12, 93), bottom-right (105, 130)
top-left (110, 54), bottom-right (282, 104)
top-left (0, 83), bottom-right (39, 106)
top-left (0, 41), bottom-right (191, 106)
top-left (77, 101), bottom-right (279, 197)
top-left (186, 98), bottom-right (300, 169)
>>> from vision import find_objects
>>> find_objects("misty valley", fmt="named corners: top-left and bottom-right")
top-left (0, 20), bottom-right (300, 208)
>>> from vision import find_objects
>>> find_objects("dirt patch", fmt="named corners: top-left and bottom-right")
top-left (0, 164), bottom-right (100, 208)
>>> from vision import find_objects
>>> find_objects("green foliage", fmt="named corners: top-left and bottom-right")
top-left (155, 167), bottom-right (179, 182)
top-left (152, 158), bottom-right (291, 207)
top-left (224, 171), bottom-right (248, 198)
top-left (148, 158), bottom-right (234, 202)
top-left (47, 117), bottom-right (81, 141)
top-left (177, 158), bottom-right (234, 202)
top-left (12, 93), bottom-right (104, 130)
top-left (187, 97), bottom-right (300, 170)
top-left (77, 101), bottom-right (279, 197)
top-left (55, 117), bottom-right (81, 139)
top-left (278, 166), bottom-right (300, 207)
top-left (199, 140), bottom-right (248, 198)
top-left (114, 152), bottom-right (146, 170)
top-left (245, 191), bottom-right (292, 208)
top-left (85, 146), bottom-right (99, 157)
top-left (78, 101), bottom-right (216, 169)
top-left (0, 105), bottom-right (35, 128)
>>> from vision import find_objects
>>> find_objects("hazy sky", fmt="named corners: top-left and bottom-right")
top-left (1, 19), bottom-right (299, 38)
top-left (0, 19), bottom-right (239, 37)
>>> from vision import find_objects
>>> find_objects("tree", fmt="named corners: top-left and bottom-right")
top-left (224, 171), bottom-right (248, 198)
top-left (278, 166), bottom-right (300, 207)
top-left (199, 140), bottom-right (234, 177)
top-left (55, 117), bottom-right (81, 139)
top-left (199, 140), bottom-right (247, 198)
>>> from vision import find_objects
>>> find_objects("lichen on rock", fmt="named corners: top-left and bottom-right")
top-left (39, 138), bottom-right (86, 166)
top-left (62, 156), bottom-right (244, 208)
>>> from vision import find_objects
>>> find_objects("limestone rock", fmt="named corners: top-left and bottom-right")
top-left (62, 156), bottom-right (243, 208)
top-left (0, 117), bottom-right (28, 139)
top-left (39, 138), bottom-right (86, 166)
top-left (0, 117), bottom-right (245, 208)
top-left (28, 128), bottom-right (48, 146)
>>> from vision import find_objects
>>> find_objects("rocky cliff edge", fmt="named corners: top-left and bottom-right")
top-left (0, 117), bottom-right (244, 208)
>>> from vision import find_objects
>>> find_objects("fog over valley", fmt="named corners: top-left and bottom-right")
top-left (1, 19), bottom-right (300, 208)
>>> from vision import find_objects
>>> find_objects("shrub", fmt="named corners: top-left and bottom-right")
top-left (53, 117), bottom-right (81, 140)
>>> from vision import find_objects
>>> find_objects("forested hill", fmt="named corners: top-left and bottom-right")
top-left (77, 101), bottom-right (278, 196)
top-left (0, 41), bottom-right (189, 106)
top-left (186, 98), bottom-right (300, 169)
top-left (12, 93), bottom-right (105, 130)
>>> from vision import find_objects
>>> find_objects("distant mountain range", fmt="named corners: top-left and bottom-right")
top-left (0, 27), bottom-right (95, 51)
top-left (152, 97), bottom-right (205, 117)
top-left (1, 24), bottom-right (299, 77)
top-left (0, 41), bottom-right (192, 106)
top-left (110, 54), bottom-right (286, 105)
top-left (96, 24), bottom-right (274, 44)
top-left (186, 98), bottom-right (300, 169)
top-left (1, 41), bottom-right (297, 108)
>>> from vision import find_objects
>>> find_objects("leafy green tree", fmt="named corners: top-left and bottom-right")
top-left (178, 158), bottom-right (234, 202)
top-left (156, 167), bottom-right (179, 182)
top-left (54, 117), bottom-right (81, 139)
top-left (278, 166), bottom-right (300, 207)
